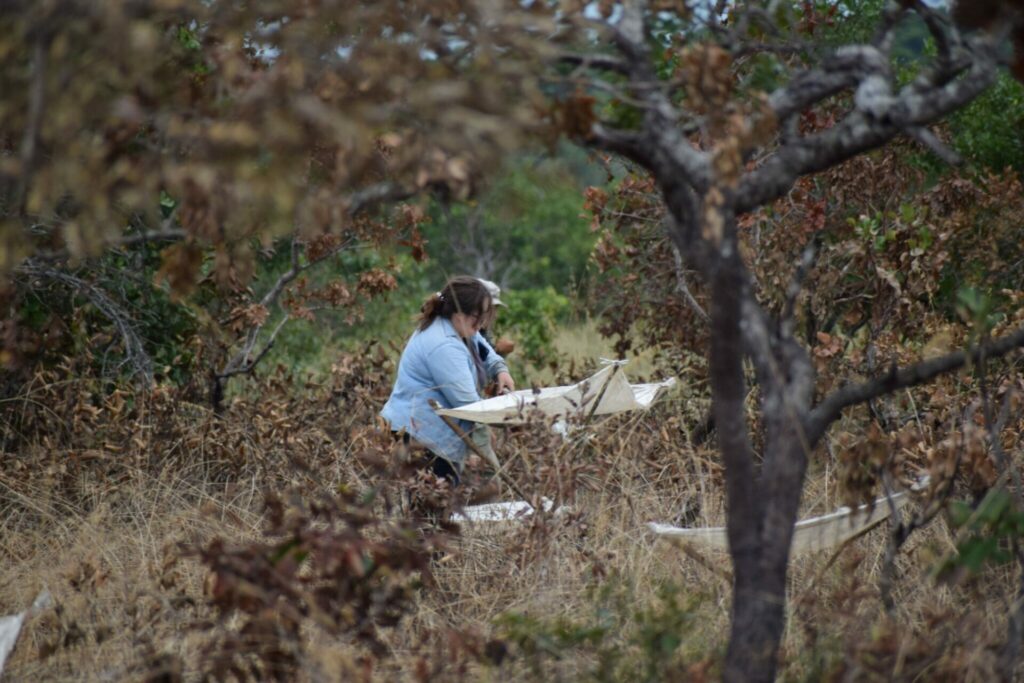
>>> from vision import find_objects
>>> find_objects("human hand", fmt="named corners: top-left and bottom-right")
top-left (496, 371), bottom-right (515, 394)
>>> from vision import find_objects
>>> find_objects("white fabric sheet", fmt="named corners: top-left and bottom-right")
top-left (451, 497), bottom-right (564, 523)
top-left (0, 613), bottom-right (26, 675)
top-left (0, 590), bottom-right (51, 676)
top-left (436, 362), bottom-right (677, 425)
top-left (648, 492), bottom-right (909, 555)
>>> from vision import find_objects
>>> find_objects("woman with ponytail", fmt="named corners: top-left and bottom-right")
top-left (381, 275), bottom-right (515, 485)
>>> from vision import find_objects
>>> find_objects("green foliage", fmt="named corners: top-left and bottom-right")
top-left (493, 576), bottom-right (707, 681)
top-left (954, 285), bottom-right (1005, 338)
top-left (816, 0), bottom-right (883, 46)
top-left (246, 243), bottom-right (424, 379)
top-left (936, 489), bottom-right (1024, 582)
top-left (949, 73), bottom-right (1024, 173)
top-left (100, 245), bottom-right (200, 385)
top-left (422, 153), bottom-right (597, 295)
top-left (10, 238), bottom-right (200, 387)
top-left (497, 287), bottom-right (571, 369)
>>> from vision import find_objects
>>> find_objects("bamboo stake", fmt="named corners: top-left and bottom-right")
top-left (429, 400), bottom-right (531, 502)
top-left (585, 362), bottom-right (620, 423)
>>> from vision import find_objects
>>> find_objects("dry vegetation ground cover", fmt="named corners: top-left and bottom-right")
top-left (1, 340), bottom-right (1022, 681)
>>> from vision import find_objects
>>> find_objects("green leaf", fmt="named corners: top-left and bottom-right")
top-left (159, 190), bottom-right (177, 218)
top-left (177, 26), bottom-right (201, 51)
top-left (975, 488), bottom-right (1012, 526)
top-left (899, 203), bottom-right (915, 224)
top-left (957, 536), bottom-right (998, 572)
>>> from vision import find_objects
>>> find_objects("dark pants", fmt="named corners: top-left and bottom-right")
top-left (392, 431), bottom-right (460, 487)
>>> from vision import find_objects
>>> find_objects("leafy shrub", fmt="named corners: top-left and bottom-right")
top-left (498, 287), bottom-right (572, 369)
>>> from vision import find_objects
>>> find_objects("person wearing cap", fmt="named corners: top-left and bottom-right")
top-left (477, 278), bottom-right (504, 308)
top-left (381, 275), bottom-right (515, 486)
top-left (474, 278), bottom-right (515, 379)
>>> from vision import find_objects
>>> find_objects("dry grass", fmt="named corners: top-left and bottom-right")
top-left (1, 470), bottom-right (262, 681)
top-left (0, 352), bottom-right (1021, 682)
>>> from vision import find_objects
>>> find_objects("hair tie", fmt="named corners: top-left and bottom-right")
top-left (436, 291), bottom-right (444, 301)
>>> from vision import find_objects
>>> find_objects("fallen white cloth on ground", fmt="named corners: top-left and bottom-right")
top-left (648, 492), bottom-right (910, 555)
top-left (452, 497), bottom-right (568, 523)
top-left (436, 361), bottom-right (677, 425)
top-left (0, 590), bottom-right (52, 676)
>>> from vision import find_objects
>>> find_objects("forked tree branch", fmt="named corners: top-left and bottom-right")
top-left (213, 181), bottom-right (414, 392)
top-left (739, 57), bottom-right (997, 213)
top-left (668, 237), bottom-right (709, 323)
top-left (583, 0), bottom-right (711, 196)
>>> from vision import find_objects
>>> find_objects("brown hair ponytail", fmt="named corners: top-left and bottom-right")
top-left (417, 275), bottom-right (493, 331)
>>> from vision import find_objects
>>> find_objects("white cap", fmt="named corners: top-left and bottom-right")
top-left (477, 278), bottom-right (506, 307)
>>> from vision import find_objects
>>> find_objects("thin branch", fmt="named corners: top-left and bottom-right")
top-left (18, 260), bottom-right (153, 387)
top-left (216, 312), bottom-right (291, 381)
top-left (907, 125), bottom-right (963, 165)
top-left (911, 0), bottom-right (957, 69)
top-left (590, 124), bottom-right (652, 165)
top-left (731, 41), bottom-right (809, 60)
top-left (669, 237), bottom-right (709, 324)
top-left (558, 52), bottom-right (630, 75)
top-left (346, 181), bottom-right (416, 216)
top-left (781, 238), bottom-right (819, 337)
top-left (872, 0), bottom-right (909, 54)
top-left (27, 225), bottom-right (188, 262)
top-left (259, 237), bottom-right (303, 309)
top-left (218, 239), bottom-right (301, 380)
top-left (14, 33), bottom-right (49, 211)
top-left (114, 227), bottom-right (188, 248)
top-left (806, 324), bottom-right (1024, 444)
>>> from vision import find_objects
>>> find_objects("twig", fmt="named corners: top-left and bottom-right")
top-left (585, 363), bottom-right (620, 423)
top-left (781, 237), bottom-right (819, 338)
top-left (12, 33), bottom-right (49, 213)
top-left (907, 126), bottom-right (963, 165)
top-left (558, 52), bottom-right (630, 75)
top-left (669, 236), bottom-right (709, 323)
top-left (18, 261), bottom-right (153, 387)
top-left (429, 400), bottom-right (531, 503)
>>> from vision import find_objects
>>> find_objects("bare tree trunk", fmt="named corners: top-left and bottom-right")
top-left (706, 232), bottom-right (788, 682)
top-left (726, 569), bottom-right (787, 683)
top-left (710, 210), bottom-right (813, 680)
top-left (723, 416), bottom-right (808, 683)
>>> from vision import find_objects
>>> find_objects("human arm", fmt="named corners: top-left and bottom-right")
top-left (476, 333), bottom-right (516, 393)
top-left (430, 338), bottom-right (484, 407)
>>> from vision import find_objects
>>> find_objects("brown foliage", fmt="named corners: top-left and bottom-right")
top-left (0, 0), bottom-right (556, 287)
top-left (193, 490), bottom-right (444, 681)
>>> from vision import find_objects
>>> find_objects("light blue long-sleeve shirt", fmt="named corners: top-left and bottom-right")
top-left (381, 317), bottom-right (508, 466)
